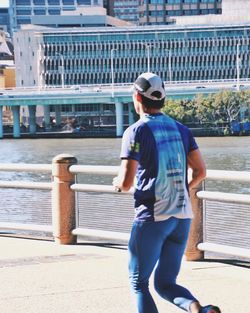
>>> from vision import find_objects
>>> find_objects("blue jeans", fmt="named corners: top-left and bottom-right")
top-left (128, 217), bottom-right (197, 313)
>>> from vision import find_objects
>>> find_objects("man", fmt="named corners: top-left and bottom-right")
top-left (113, 72), bottom-right (221, 313)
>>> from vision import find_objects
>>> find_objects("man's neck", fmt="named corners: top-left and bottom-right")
top-left (140, 108), bottom-right (161, 117)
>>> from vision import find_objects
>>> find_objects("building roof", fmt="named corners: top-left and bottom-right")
top-left (23, 21), bottom-right (250, 36)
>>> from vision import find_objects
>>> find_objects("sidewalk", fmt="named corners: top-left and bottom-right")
top-left (0, 235), bottom-right (249, 313)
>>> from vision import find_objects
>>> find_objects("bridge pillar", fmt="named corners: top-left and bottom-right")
top-left (0, 106), bottom-right (3, 138)
top-left (115, 99), bottom-right (123, 137)
top-left (55, 105), bottom-right (62, 126)
top-left (28, 105), bottom-right (36, 134)
top-left (128, 103), bottom-right (135, 125)
top-left (12, 105), bottom-right (20, 138)
top-left (44, 105), bottom-right (51, 129)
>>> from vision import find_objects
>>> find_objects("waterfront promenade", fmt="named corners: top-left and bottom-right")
top-left (0, 235), bottom-right (249, 313)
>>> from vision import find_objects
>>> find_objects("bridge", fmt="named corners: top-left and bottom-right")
top-left (0, 79), bottom-right (250, 138)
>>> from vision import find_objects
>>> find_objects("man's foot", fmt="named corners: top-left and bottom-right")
top-left (199, 305), bottom-right (221, 313)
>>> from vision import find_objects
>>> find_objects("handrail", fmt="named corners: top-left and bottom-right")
top-left (0, 181), bottom-right (52, 190)
top-left (71, 183), bottom-right (133, 194)
top-left (0, 163), bottom-right (52, 172)
top-left (72, 228), bottom-right (130, 242)
top-left (0, 164), bottom-right (248, 182)
top-left (206, 169), bottom-right (250, 182)
top-left (0, 222), bottom-right (53, 233)
top-left (197, 190), bottom-right (250, 205)
top-left (198, 243), bottom-right (250, 259)
top-left (70, 165), bottom-right (119, 175)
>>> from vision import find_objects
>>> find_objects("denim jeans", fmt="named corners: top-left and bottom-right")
top-left (128, 217), bottom-right (197, 313)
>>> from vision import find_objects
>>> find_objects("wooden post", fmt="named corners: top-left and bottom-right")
top-left (185, 183), bottom-right (204, 261)
top-left (52, 154), bottom-right (77, 244)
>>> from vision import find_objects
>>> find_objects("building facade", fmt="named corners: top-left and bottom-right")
top-left (138, 0), bottom-right (222, 25)
top-left (9, 0), bottom-right (104, 32)
top-left (14, 23), bottom-right (250, 88)
top-left (111, 0), bottom-right (139, 24)
top-left (0, 7), bottom-right (11, 35)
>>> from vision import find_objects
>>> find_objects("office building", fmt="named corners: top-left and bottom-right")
top-left (110, 0), bottom-right (139, 24)
top-left (0, 7), bottom-right (11, 35)
top-left (28, 6), bottom-right (132, 28)
top-left (138, 0), bottom-right (222, 25)
top-left (9, 0), bottom-right (104, 32)
top-left (14, 22), bottom-right (250, 88)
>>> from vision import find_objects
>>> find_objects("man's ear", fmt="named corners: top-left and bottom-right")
top-left (136, 92), bottom-right (142, 103)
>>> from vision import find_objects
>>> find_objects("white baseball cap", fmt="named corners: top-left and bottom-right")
top-left (133, 72), bottom-right (166, 101)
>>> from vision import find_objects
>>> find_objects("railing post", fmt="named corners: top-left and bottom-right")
top-left (52, 154), bottom-right (77, 244)
top-left (185, 183), bottom-right (204, 261)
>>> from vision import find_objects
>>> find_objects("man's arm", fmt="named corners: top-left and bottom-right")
top-left (113, 159), bottom-right (138, 192)
top-left (187, 149), bottom-right (206, 190)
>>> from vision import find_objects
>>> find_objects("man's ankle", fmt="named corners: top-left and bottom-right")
top-left (189, 301), bottom-right (202, 313)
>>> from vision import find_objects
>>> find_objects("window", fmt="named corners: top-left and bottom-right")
top-left (34, 9), bottom-right (46, 15)
top-left (149, 0), bottom-right (164, 3)
top-left (48, 9), bottom-right (60, 15)
top-left (62, 0), bottom-right (75, 4)
top-left (77, 0), bottom-right (91, 3)
top-left (48, 0), bottom-right (60, 4)
top-left (17, 17), bottom-right (31, 24)
top-left (16, 0), bottom-right (31, 4)
top-left (16, 9), bottom-right (32, 15)
top-left (33, 0), bottom-right (45, 4)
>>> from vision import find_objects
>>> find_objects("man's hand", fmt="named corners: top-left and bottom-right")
top-left (188, 149), bottom-right (206, 190)
top-left (113, 159), bottom-right (138, 192)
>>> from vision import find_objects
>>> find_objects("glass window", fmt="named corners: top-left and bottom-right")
top-left (17, 17), bottom-right (31, 24)
top-left (62, 0), bottom-right (75, 4)
top-left (149, 0), bottom-right (164, 3)
top-left (16, 9), bottom-right (32, 15)
top-left (33, 0), bottom-right (45, 4)
top-left (167, 0), bottom-right (181, 3)
top-left (34, 9), bottom-right (46, 15)
top-left (48, 8), bottom-right (61, 15)
top-left (48, 0), bottom-right (60, 4)
top-left (149, 10), bottom-right (164, 16)
top-left (16, 0), bottom-right (31, 4)
top-left (77, 0), bottom-right (91, 4)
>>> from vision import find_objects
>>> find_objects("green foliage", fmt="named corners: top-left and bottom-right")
top-left (163, 90), bottom-right (250, 125)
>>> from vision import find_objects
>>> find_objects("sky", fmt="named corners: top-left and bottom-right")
top-left (1, 0), bottom-right (9, 7)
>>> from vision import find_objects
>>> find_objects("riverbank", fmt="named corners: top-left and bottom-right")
top-left (1, 130), bottom-right (117, 139)
top-left (1, 128), bottom-right (249, 139)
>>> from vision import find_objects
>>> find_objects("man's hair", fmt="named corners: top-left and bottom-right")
top-left (140, 94), bottom-right (165, 109)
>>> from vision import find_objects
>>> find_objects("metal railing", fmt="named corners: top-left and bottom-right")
top-left (0, 156), bottom-right (249, 260)
top-left (0, 163), bottom-right (52, 234)
top-left (197, 170), bottom-right (250, 259)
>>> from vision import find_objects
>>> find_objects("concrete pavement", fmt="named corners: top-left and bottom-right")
top-left (0, 235), bottom-right (249, 313)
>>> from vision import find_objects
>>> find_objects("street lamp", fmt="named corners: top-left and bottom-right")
top-left (37, 45), bottom-right (42, 90)
top-left (236, 43), bottom-right (241, 91)
top-left (56, 53), bottom-right (65, 88)
top-left (143, 43), bottom-right (156, 73)
top-left (165, 49), bottom-right (172, 84)
top-left (146, 44), bottom-right (151, 72)
top-left (111, 48), bottom-right (117, 97)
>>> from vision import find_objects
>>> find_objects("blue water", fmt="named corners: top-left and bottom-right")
top-left (0, 136), bottom-right (249, 191)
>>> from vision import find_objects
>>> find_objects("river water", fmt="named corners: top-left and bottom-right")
top-left (0, 136), bottom-right (250, 192)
